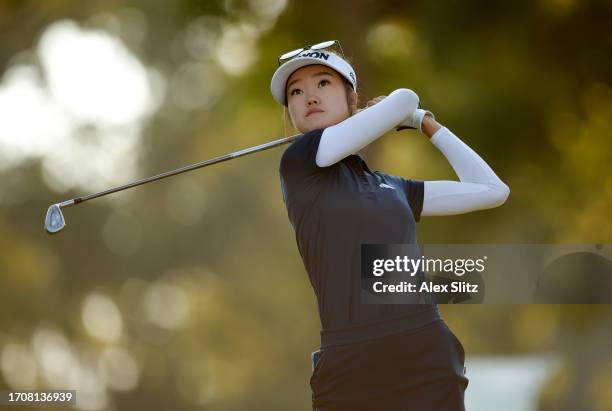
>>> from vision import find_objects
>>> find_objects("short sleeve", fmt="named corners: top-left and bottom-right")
top-left (279, 127), bottom-right (326, 202)
top-left (402, 178), bottom-right (425, 222)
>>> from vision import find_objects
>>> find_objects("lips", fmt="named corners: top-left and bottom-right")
top-left (306, 108), bottom-right (324, 117)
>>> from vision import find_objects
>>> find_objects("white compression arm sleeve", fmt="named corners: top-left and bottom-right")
top-left (422, 127), bottom-right (510, 216)
top-left (313, 88), bottom-right (509, 216)
top-left (315, 88), bottom-right (418, 167)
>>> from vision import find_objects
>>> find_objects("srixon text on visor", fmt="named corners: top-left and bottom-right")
top-left (297, 51), bottom-right (330, 60)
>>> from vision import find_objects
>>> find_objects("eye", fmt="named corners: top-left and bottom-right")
top-left (319, 79), bottom-right (330, 87)
top-left (290, 88), bottom-right (302, 96)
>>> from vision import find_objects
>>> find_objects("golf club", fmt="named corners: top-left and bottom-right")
top-left (44, 133), bottom-right (301, 234)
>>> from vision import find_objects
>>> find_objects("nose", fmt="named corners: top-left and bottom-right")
top-left (307, 95), bottom-right (320, 106)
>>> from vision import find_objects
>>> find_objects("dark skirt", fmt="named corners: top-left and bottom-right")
top-left (310, 319), bottom-right (468, 411)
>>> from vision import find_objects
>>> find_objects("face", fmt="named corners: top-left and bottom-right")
top-left (285, 64), bottom-right (357, 133)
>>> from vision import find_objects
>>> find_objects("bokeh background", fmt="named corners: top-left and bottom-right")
top-left (1, 0), bottom-right (611, 410)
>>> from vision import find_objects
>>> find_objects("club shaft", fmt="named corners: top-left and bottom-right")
top-left (63, 133), bottom-right (300, 207)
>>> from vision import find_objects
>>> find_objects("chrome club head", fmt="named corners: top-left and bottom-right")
top-left (45, 204), bottom-right (66, 234)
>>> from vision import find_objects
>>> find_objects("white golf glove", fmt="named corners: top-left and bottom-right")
top-left (396, 103), bottom-right (435, 133)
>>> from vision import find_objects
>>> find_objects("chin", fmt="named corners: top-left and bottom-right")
top-left (299, 120), bottom-right (321, 133)
top-left (309, 117), bottom-right (340, 131)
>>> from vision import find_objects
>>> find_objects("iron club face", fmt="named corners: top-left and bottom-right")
top-left (45, 204), bottom-right (66, 234)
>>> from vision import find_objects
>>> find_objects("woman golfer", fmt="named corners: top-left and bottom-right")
top-left (272, 40), bottom-right (509, 411)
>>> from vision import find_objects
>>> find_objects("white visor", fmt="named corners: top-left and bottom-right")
top-left (270, 50), bottom-right (357, 106)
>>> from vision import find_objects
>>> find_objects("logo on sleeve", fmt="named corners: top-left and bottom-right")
top-left (379, 183), bottom-right (395, 190)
